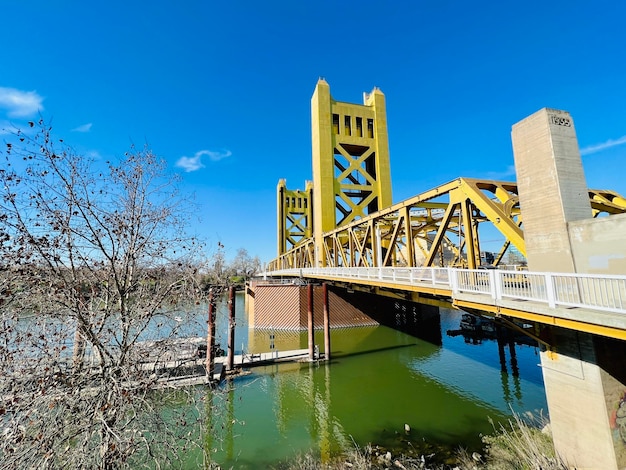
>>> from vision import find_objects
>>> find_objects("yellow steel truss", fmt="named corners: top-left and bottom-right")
top-left (311, 79), bottom-right (392, 263)
top-left (269, 178), bottom-right (626, 271)
top-left (589, 189), bottom-right (626, 216)
top-left (277, 179), bottom-right (313, 256)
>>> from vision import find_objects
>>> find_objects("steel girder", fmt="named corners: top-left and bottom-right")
top-left (269, 178), bottom-right (626, 271)
top-left (589, 189), bottom-right (626, 216)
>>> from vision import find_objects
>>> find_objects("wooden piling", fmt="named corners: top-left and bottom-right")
top-left (227, 286), bottom-right (235, 370)
top-left (308, 283), bottom-right (314, 360)
top-left (323, 283), bottom-right (330, 361)
top-left (206, 289), bottom-right (216, 377)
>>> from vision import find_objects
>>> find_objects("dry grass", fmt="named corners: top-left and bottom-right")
top-left (456, 412), bottom-right (568, 470)
top-left (276, 413), bottom-right (568, 470)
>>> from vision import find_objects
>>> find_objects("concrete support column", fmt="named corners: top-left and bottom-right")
top-left (511, 108), bottom-right (591, 272)
top-left (322, 283), bottom-right (331, 361)
top-left (375, 225), bottom-right (383, 267)
top-left (539, 328), bottom-right (626, 468)
top-left (512, 108), bottom-right (623, 468)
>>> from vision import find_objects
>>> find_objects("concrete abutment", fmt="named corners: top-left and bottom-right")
top-left (513, 107), bottom-right (626, 469)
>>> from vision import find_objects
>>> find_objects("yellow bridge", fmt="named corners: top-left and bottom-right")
top-left (260, 80), bottom-right (626, 468)
top-left (265, 265), bottom-right (626, 344)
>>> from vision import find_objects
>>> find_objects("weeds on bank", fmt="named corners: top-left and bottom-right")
top-left (275, 412), bottom-right (567, 470)
top-left (457, 412), bottom-right (567, 470)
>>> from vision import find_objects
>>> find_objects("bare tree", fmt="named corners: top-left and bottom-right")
top-left (231, 248), bottom-right (260, 281)
top-left (205, 242), bottom-right (231, 287)
top-left (200, 244), bottom-right (262, 288)
top-left (0, 121), bottom-right (212, 469)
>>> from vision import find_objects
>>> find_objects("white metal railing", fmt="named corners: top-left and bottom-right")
top-left (263, 266), bottom-right (626, 316)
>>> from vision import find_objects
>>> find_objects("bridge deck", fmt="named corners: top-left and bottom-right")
top-left (454, 292), bottom-right (626, 340)
top-left (264, 267), bottom-right (626, 341)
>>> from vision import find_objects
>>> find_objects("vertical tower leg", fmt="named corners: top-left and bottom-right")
top-left (311, 80), bottom-right (393, 265)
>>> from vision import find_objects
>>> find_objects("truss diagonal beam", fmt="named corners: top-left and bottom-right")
top-left (271, 177), bottom-right (626, 272)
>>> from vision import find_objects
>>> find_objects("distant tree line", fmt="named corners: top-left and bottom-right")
top-left (202, 246), bottom-right (261, 289)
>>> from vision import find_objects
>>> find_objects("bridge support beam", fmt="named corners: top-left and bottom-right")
top-left (538, 327), bottom-right (626, 468)
top-left (512, 108), bottom-right (626, 468)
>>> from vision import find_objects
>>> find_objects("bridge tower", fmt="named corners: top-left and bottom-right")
top-left (277, 179), bottom-right (313, 256)
top-left (311, 79), bottom-right (392, 265)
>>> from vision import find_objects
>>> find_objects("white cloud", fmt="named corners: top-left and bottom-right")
top-left (198, 149), bottom-right (232, 162)
top-left (176, 155), bottom-right (205, 172)
top-left (580, 135), bottom-right (626, 156)
top-left (175, 149), bottom-right (232, 172)
top-left (0, 87), bottom-right (44, 118)
top-left (72, 123), bottom-right (92, 133)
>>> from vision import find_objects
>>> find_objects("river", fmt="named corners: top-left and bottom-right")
top-left (192, 292), bottom-right (547, 468)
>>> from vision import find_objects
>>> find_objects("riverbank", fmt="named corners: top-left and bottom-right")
top-left (273, 413), bottom-right (566, 470)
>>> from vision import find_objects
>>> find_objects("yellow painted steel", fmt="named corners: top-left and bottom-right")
top-left (453, 298), bottom-right (626, 342)
top-left (277, 179), bottom-right (313, 255)
top-left (269, 177), bottom-right (626, 272)
top-left (268, 82), bottom-right (626, 343)
top-left (588, 189), bottom-right (626, 216)
top-left (311, 79), bottom-right (392, 265)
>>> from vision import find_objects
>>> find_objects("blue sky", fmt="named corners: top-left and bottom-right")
top-left (2, 1), bottom-right (625, 264)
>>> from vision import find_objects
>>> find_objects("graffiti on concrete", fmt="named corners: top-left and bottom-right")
top-left (611, 391), bottom-right (626, 444)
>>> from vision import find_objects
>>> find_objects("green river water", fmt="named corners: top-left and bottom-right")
top-left (188, 293), bottom-right (547, 468)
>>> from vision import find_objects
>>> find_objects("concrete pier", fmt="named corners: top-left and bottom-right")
top-left (512, 108), bottom-right (626, 469)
